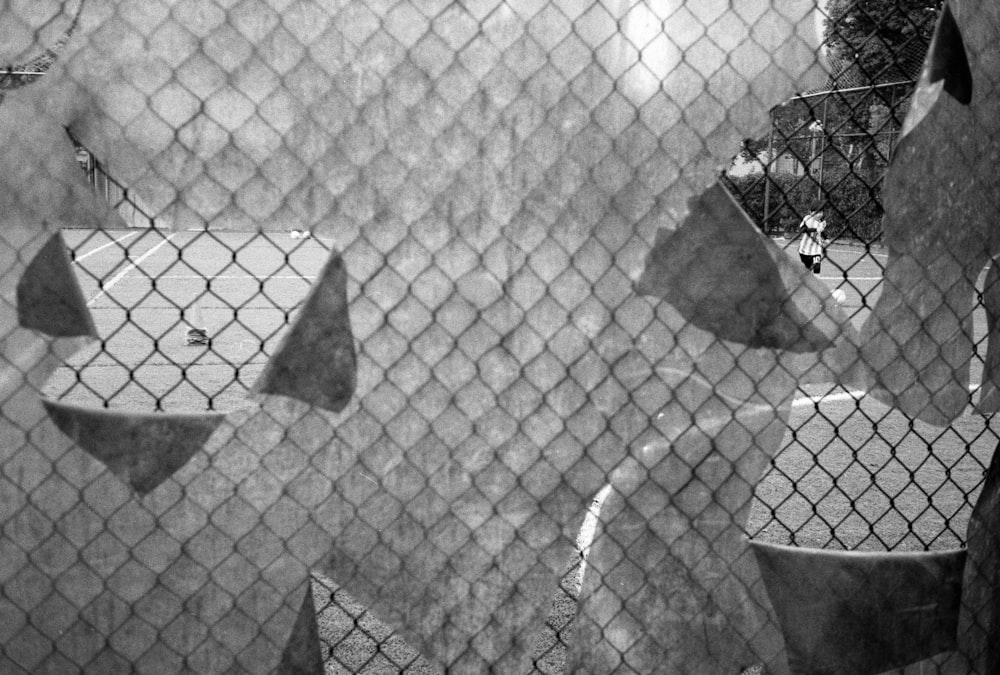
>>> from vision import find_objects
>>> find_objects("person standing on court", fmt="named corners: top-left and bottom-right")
top-left (797, 201), bottom-right (828, 274)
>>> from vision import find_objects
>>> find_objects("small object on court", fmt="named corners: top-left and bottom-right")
top-left (185, 327), bottom-right (209, 345)
top-left (832, 288), bottom-right (847, 304)
top-left (186, 304), bottom-right (208, 345)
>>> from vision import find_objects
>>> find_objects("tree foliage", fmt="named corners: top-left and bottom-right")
top-left (741, 1), bottom-right (943, 167)
top-left (729, 1), bottom-right (945, 242)
top-left (723, 169), bottom-right (884, 243)
top-left (824, 0), bottom-right (943, 83)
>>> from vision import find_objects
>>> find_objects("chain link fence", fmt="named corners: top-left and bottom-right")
top-left (2, 0), bottom-right (998, 673)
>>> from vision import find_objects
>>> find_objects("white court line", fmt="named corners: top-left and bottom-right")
top-left (819, 276), bottom-right (883, 282)
top-left (575, 380), bottom-right (987, 595)
top-left (153, 274), bottom-right (317, 280)
top-left (87, 234), bottom-right (177, 306)
top-left (792, 384), bottom-right (985, 407)
top-left (573, 484), bottom-right (613, 594)
top-left (71, 231), bottom-right (139, 262)
top-left (573, 381), bottom-right (987, 591)
top-left (775, 240), bottom-right (889, 259)
top-left (826, 246), bottom-right (888, 259)
top-left (792, 390), bottom-right (867, 407)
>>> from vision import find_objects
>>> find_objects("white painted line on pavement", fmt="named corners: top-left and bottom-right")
top-left (87, 234), bottom-right (177, 306)
top-left (573, 483), bottom-right (614, 594)
top-left (72, 231), bottom-right (140, 262)
top-left (792, 390), bottom-right (867, 407)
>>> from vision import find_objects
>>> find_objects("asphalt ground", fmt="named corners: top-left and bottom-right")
top-left (52, 230), bottom-right (998, 554)
top-left (750, 239), bottom-right (998, 553)
top-left (46, 229), bottom-right (1000, 671)
top-left (50, 228), bottom-right (331, 410)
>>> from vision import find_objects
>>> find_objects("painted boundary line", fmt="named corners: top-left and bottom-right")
top-left (152, 274), bottom-right (318, 280)
top-left (576, 383), bottom-right (985, 594)
top-left (792, 385), bottom-right (985, 408)
top-left (792, 390), bottom-right (866, 407)
top-left (772, 239), bottom-right (889, 258)
top-left (87, 234), bottom-right (177, 306)
top-left (573, 484), bottom-right (613, 594)
top-left (71, 231), bottom-right (139, 262)
top-left (576, 389), bottom-right (867, 593)
top-left (825, 244), bottom-right (888, 259)
top-left (819, 276), bottom-right (883, 282)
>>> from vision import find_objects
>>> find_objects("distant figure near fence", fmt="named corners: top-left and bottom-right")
top-left (798, 201), bottom-right (829, 273)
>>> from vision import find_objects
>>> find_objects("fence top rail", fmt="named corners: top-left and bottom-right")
top-left (791, 79), bottom-right (916, 100)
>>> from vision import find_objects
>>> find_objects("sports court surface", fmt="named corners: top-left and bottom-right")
top-left (760, 239), bottom-right (996, 552)
top-left (47, 229), bottom-right (999, 557)
top-left (49, 228), bottom-right (331, 411)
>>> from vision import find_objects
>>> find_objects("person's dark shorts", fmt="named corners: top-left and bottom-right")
top-left (800, 253), bottom-right (822, 273)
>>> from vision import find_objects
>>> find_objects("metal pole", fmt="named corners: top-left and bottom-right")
top-left (889, 86), bottom-right (898, 158)
top-left (790, 79), bottom-right (916, 101)
top-left (763, 121), bottom-right (774, 233)
top-left (810, 134), bottom-right (817, 184)
top-left (817, 98), bottom-right (828, 201)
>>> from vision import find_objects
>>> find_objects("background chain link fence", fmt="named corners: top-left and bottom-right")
top-left (2, 0), bottom-right (995, 673)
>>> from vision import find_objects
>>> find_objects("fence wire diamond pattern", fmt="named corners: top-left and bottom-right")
top-left (2, 1), bottom-right (998, 674)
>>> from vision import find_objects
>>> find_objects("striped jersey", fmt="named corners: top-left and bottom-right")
top-left (798, 213), bottom-right (826, 257)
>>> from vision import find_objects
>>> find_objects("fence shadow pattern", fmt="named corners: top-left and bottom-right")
top-left (2, 1), bottom-right (999, 673)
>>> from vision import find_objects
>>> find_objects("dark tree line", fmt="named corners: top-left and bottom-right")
top-left (729, 0), bottom-right (943, 241)
top-left (825, 0), bottom-right (942, 84)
